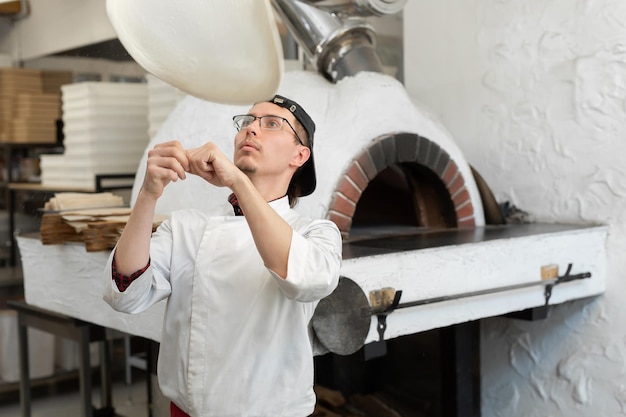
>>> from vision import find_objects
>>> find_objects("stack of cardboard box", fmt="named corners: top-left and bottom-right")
top-left (0, 67), bottom-right (72, 144)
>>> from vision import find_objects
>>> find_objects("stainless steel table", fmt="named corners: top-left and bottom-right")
top-left (7, 300), bottom-right (115, 417)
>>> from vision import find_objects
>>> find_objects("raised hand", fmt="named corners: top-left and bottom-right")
top-left (143, 140), bottom-right (190, 199)
top-left (186, 142), bottom-right (244, 189)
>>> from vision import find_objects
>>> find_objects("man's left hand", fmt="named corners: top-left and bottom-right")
top-left (186, 142), bottom-right (242, 189)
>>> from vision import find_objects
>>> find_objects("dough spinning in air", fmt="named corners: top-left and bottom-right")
top-left (106, 0), bottom-right (284, 104)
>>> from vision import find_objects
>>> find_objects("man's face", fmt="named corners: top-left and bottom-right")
top-left (233, 101), bottom-right (307, 178)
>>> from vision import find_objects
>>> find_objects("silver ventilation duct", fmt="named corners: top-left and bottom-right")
top-left (304, 0), bottom-right (407, 17)
top-left (271, 0), bottom-right (405, 82)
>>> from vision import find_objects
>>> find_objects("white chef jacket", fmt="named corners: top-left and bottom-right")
top-left (103, 196), bottom-right (342, 417)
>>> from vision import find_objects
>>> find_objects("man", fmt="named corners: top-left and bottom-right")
top-left (103, 95), bottom-right (342, 416)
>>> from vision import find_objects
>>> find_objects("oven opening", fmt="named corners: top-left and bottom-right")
top-left (349, 163), bottom-right (458, 240)
top-left (318, 158), bottom-right (478, 415)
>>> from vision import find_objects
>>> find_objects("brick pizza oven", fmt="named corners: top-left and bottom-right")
top-left (328, 132), bottom-right (476, 239)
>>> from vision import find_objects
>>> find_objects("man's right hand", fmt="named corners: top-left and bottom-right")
top-left (143, 141), bottom-right (190, 199)
top-left (114, 141), bottom-right (189, 276)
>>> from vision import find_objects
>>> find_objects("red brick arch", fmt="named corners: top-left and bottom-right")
top-left (326, 133), bottom-right (476, 238)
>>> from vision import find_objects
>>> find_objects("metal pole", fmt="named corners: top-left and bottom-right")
top-left (369, 270), bottom-right (591, 315)
top-left (17, 314), bottom-right (31, 417)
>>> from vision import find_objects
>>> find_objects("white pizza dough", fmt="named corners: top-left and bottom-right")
top-left (106, 0), bottom-right (284, 104)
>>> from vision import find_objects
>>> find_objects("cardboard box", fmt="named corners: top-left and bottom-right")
top-left (41, 70), bottom-right (73, 94)
top-left (0, 67), bottom-right (43, 94)
top-left (10, 119), bottom-right (58, 143)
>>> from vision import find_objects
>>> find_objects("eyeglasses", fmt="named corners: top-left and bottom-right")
top-left (232, 114), bottom-right (304, 146)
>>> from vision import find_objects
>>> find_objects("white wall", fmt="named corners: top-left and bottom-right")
top-left (0, 0), bottom-right (116, 61)
top-left (404, 0), bottom-right (626, 415)
top-left (0, 17), bottom-right (13, 59)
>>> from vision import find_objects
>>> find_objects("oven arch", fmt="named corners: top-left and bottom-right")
top-left (326, 133), bottom-right (476, 239)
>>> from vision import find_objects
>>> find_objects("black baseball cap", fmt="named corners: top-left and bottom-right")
top-left (269, 94), bottom-right (316, 196)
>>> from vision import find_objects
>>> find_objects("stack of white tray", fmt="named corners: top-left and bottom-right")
top-left (40, 82), bottom-right (149, 189)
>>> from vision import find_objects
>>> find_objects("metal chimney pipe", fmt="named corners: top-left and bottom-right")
top-left (271, 0), bottom-right (386, 82)
top-left (303, 0), bottom-right (407, 17)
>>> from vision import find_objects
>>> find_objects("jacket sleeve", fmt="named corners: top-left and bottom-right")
top-left (269, 219), bottom-right (342, 302)
top-left (103, 219), bottom-right (175, 314)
